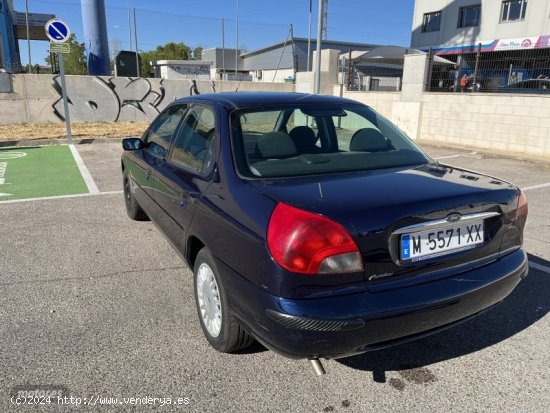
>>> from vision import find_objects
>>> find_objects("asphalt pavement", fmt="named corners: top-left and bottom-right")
top-left (0, 142), bottom-right (548, 413)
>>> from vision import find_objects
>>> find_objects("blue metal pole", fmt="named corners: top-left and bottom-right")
top-left (81, 0), bottom-right (110, 75)
top-left (0, 0), bottom-right (19, 72)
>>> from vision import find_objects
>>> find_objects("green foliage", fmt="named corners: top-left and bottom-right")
top-left (193, 46), bottom-right (203, 60)
top-left (139, 42), bottom-right (191, 77)
top-left (21, 64), bottom-right (47, 74)
top-left (45, 34), bottom-right (87, 75)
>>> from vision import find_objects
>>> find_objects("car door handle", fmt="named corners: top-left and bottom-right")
top-left (179, 193), bottom-right (187, 208)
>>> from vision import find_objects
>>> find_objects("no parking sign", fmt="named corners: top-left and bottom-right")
top-left (45, 19), bottom-right (71, 43)
top-left (45, 18), bottom-right (73, 144)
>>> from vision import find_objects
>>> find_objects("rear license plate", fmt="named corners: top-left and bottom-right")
top-left (400, 221), bottom-right (484, 262)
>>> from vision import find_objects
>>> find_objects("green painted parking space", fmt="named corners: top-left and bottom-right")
top-left (0, 145), bottom-right (88, 201)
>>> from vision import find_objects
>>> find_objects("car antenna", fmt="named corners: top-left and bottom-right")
top-left (235, 78), bottom-right (243, 92)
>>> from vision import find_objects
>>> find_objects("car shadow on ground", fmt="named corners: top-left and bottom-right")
top-left (336, 253), bottom-right (549, 382)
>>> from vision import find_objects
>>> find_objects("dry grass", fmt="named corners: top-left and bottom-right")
top-left (0, 121), bottom-right (149, 142)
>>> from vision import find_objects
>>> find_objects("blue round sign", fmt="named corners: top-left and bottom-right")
top-left (45, 19), bottom-right (71, 43)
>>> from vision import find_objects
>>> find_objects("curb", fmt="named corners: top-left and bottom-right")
top-left (0, 137), bottom-right (127, 148)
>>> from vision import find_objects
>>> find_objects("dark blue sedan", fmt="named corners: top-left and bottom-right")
top-left (121, 92), bottom-right (528, 374)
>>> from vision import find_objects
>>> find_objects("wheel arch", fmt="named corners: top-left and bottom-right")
top-left (187, 235), bottom-right (206, 269)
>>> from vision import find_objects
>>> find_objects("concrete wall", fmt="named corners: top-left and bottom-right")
top-left (336, 87), bottom-right (550, 160)
top-left (1, 65), bottom-right (550, 160)
top-left (420, 93), bottom-right (550, 158)
top-left (295, 49), bottom-right (341, 95)
top-left (0, 74), bottom-right (294, 124)
top-left (336, 88), bottom-right (401, 120)
top-left (254, 68), bottom-right (294, 83)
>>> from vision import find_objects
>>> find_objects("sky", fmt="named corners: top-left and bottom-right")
top-left (13, 0), bottom-right (415, 66)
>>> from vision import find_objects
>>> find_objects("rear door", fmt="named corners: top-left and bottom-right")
top-left (153, 104), bottom-right (218, 253)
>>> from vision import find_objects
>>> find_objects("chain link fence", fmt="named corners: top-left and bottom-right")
top-left (427, 46), bottom-right (550, 94)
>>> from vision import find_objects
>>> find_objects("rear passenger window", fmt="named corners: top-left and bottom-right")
top-left (145, 105), bottom-right (187, 157)
top-left (170, 105), bottom-right (216, 173)
top-left (333, 111), bottom-right (381, 152)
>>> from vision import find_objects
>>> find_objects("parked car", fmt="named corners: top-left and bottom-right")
top-left (121, 92), bottom-right (528, 373)
top-left (499, 79), bottom-right (550, 93)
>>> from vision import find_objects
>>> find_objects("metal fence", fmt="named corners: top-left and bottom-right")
top-left (428, 46), bottom-right (550, 94)
top-left (340, 58), bottom-right (403, 92)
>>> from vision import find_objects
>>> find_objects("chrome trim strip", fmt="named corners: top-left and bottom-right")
top-left (392, 212), bottom-right (501, 235)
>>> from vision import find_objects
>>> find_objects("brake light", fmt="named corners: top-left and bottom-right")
top-left (516, 190), bottom-right (528, 220)
top-left (267, 203), bottom-right (363, 275)
top-left (513, 189), bottom-right (528, 238)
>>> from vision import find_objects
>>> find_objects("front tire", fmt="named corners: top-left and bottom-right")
top-left (122, 170), bottom-right (148, 221)
top-left (193, 248), bottom-right (254, 353)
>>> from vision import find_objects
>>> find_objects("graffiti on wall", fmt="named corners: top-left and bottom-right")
top-left (51, 76), bottom-right (202, 123)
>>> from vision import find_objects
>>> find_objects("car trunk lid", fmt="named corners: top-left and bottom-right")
top-left (248, 163), bottom-right (520, 293)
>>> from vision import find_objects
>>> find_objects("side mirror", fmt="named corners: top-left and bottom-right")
top-left (122, 138), bottom-right (143, 151)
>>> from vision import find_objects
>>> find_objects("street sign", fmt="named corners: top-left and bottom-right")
top-left (45, 19), bottom-right (71, 43)
top-left (45, 18), bottom-right (73, 144)
top-left (49, 43), bottom-right (71, 54)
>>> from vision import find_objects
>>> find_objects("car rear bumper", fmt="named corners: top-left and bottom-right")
top-left (216, 248), bottom-right (528, 359)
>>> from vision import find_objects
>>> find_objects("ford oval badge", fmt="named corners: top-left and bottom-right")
top-left (446, 212), bottom-right (462, 223)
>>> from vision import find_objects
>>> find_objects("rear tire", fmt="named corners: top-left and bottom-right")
top-left (193, 248), bottom-right (254, 353)
top-left (122, 170), bottom-right (148, 221)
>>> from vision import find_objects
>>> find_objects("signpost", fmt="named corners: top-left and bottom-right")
top-left (45, 19), bottom-right (73, 144)
top-left (49, 43), bottom-right (71, 54)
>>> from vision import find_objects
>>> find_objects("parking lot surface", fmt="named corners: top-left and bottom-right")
top-left (0, 142), bottom-right (549, 413)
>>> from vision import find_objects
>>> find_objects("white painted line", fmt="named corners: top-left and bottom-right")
top-left (69, 144), bottom-right (100, 195)
top-left (0, 191), bottom-right (122, 205)
top-left (522, 182), bottom-right (550, 191)
top-left (434, 155), bottom-right (461, 160)
top-left (529, 262), bottom-right (550, 274)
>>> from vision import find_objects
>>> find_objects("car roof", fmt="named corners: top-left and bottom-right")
top-left (173, 92), bottom-right (363, 110)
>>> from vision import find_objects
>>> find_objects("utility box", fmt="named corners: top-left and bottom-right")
top-left (115, 51), bottom-right (142, 77)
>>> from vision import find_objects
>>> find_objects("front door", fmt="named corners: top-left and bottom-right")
top-left (129, 104), bottom-right (187, 215)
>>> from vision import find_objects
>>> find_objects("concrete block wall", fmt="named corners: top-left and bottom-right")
top-left (337, 88), bottom-right (401, 120)
top-left (338, 89), bottom-right (550, 160)
top-left (420, 93), bottom-right (550, 159)
top-left (0, 74), bottom-right (294, 124)
top-left (1, 71), bottom-right (549, 161)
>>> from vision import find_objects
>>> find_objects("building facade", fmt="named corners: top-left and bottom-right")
top-left (201, 38), bottom-right (379, 83)
top-left (411, 0), bottom-right (550, 52)
top-left (412, 0), bottom-right (550, 92)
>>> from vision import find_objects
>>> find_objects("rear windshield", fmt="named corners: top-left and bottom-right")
top-left (230, 104), bottom-right (430, 178)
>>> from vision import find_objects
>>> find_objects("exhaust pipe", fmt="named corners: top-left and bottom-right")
top-left (309, 358), bottom-right (326, 376)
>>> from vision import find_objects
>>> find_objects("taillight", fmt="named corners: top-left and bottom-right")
top-left (514, 189), bottom-right (528, 235)
top-left (267, 202), bottom-right (363, 275)
top-left (516, 190), bottom-right (528, 220)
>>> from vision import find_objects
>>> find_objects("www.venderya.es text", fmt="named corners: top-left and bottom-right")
top-left (11, 394), bottom-right (190, 407)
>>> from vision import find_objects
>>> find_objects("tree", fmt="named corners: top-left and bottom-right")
top-left (193, 46), bottom-right (203, 60)
top-left (139, 42), bottom-right (191, 77)
top-left (45, 34), bottom-right (87, 75)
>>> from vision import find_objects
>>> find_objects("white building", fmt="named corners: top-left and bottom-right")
top-left (151, 60), bottom-right (213, 80)
top-left (411, 0), bottom-right (550, 53)
top-left (412, 0), bottom-right (550, 91)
